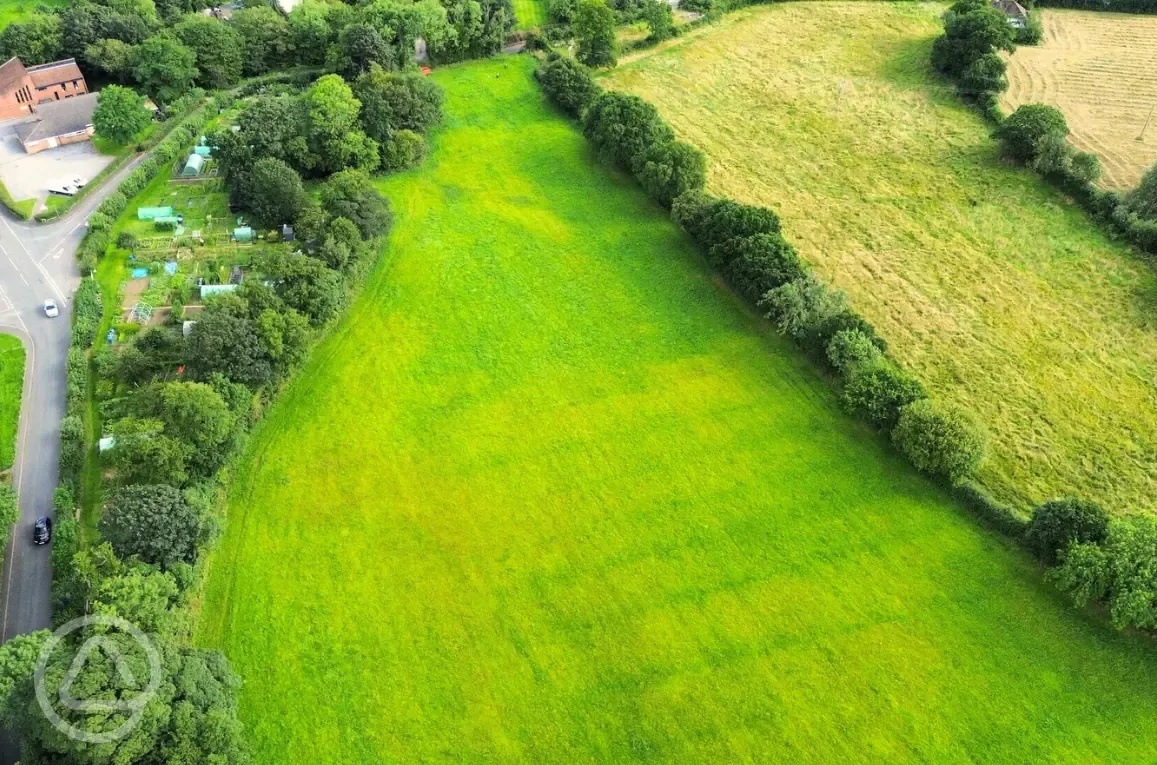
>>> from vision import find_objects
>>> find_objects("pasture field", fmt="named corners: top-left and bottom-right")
top-left (0, 335), bottom-right (24, 470)
top-left (605, 2), bottom-right (1157, 515)
top-left (1002, 9), bottom-right (1157, 190)
top-left (196, 57), bottom-right (1157, 764)
top-left (513, 0), bottom-right (546, 28)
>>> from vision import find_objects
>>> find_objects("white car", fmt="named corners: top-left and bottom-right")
top-left (47, 184), bottom-right (77, 197)
top-left (43, 299), bottom-right (58, 318)
top-left (71, 177), bottom-right (87, 188)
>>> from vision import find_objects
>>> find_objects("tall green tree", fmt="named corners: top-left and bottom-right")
top-left (249, 157), bottom-right (307, 226)
top-left (574, 0), bottom-right (616, 68)
top-left (93, 85), bottom-right (151, 145)
top-left (353, 65), bottom-right (444, 145)
top-left (331, 22), bottom-right (394, 80)
top-left (0, 13), bottom-right (63, 65)
top-left (233, 5), bottom-right (292, 75)
top-left (306, 74), bottom-right (379, 174)
top-left (131, 35), bottom-right (198, 105)
top-left (101, 485), bottom-right (203, 568)
top-left (174, 14), bottom-right (244, 88)
top-left (86, 38), bottom-right (136, 82)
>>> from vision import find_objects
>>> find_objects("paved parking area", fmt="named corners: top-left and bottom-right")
top-left (0, 120), bottom-right (114, 204)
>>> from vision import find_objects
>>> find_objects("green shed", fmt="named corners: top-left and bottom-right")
top-left (194, 145), bottom-right (212, 157)
top-left (233, 226), bottom-right (253, 242)
top-left (181, 153), bottom-right (205, 176)
top-left (137, 206), bottom-right (174, 221)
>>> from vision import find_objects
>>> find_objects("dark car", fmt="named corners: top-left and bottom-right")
top-left (32, 517), bottom-right (52, 546)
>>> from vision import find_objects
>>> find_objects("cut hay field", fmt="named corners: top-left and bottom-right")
top-left (196, 57), bottom-right (1157, 764)
top-left (1003, 9), bottom-right (1157, 190)
top-left (605, 1), bottom-right (1157, 515)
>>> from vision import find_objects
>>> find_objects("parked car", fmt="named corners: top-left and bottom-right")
top-left (32, 517), bottom-right (51, 545)
top-left (48, 184), bottom-right (77, 197)
top-left (71, 177), bottom-right (87, 188)
top-left (43, 299), bottom-right (58, 318)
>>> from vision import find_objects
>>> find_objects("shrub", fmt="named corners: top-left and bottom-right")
top-left (95, 191), bottom-right (126, 220)
top-left (931, 2), bottom-right (1014, 78)
top-left (86, 211), bottom-right (111, 234)
top-left (842, 358), bottom-right (927, 430)
top-left (116, 232), bottom-right (138, 251)
top-left (536, 55), bottom-right (601, 118)
top-left (994, 104), bottom-right (1069, 162)
top-left (955, 481), bottom-right (1030, 539)
top-left (1016, 13), bottom-right (1043, 45)
top-left (582, 91), bottom-right (674, 174)
top-left (722, 233), bottom-right (804, 302)
top-left (643, 0), bottom-right (675, 41)
top-left (959, 52), bottom-right (1007, 96)
top-left (892, 399), bottom-right (988, 486)
top-left (761, 275), bottom-right (847, 346)
top-left (1026, 497), bottom-right (1110, 565)
top-left (380, 130), bottom-right (426, 172)
top-left (636, 140), bottom-right (707, 207)
top-left (548, 0), bottom-right (576, 24)
top-left (826, 328), bottom-right (883, 375)
top-left (155, 219), bottom-right (176, 232)
top-left (1049, 514), bottom-right (1157, 631)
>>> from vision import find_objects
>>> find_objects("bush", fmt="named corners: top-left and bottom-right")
top-left (1026, 497), bottom-right (1110, 565)
top-left (826, 328), bottom-right (883, 375)
top-left (761, 275), bottom-right (847, 346)
top-left (892, 399), bottom-right (988, 486)
top-left (959, 52), bottom-right (1007, 96)
top-left (536, 55), bottom-right (601, 118)
top-left (100, 484), bottom-right (203, 569)
top-left (1049, 514), bottom-right (1157, 631)
top-left (380, 130), bottom-right (426, 172)
top-left (722, 233), bottom-right (804, 302)
top-left (1016, 13), bottom-right (1044, 45)
top-left (955, 481), bottom-right (1030, 539)
top-left (994, 104), bottom-right (1069, 162)
top-left (636, 140), bottom-right (707, 207)
top-left (95, 191), bottom-right (126, 220)
top-left (117, 232), bottom-right (138, 251)
top-left (842, 358), bottom-right (927, 430)
top-left (582, 91), bottom-right (674, 174)
top-left (155, 219), bottom-right (176, 232)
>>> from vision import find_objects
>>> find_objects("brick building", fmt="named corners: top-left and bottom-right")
top-left (0, 57), bottom-right (88, 121)
top-left (14, 92), bottom-right (98, 154)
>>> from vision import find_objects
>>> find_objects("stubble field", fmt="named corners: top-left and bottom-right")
top-left (1002, 8), bottom-right (1157, 190)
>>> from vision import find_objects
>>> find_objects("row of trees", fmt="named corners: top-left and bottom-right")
top-left (0, 0), bottom-right (512, 105)
top-left (538, 54), bottom-right (991, 488)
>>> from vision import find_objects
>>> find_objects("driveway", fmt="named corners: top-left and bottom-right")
top-left (0, 121), bottom-right (115, 207)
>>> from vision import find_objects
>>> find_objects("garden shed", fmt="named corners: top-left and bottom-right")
top-left (137, 206), bottom-right (174, 220)
top-left (233, 226), bottom-right (253, 242)
top-left (194, 145), bottom-right (212, 157)
top-left (181, 153), bottom-right (205, 176)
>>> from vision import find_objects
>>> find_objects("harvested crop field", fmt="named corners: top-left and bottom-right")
top-left (604, 1), bottom-right (1157, 515)
top-left (1003, 9), bottom-right (1157, 189)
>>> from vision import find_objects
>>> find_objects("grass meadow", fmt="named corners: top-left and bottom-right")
top-left (512, 0), bottom-right (546, 28)
top-left (605, 2), bottom-right (1157, 515)
top-left (0, 335), bottom-right (23, 470)
top-left (196, 57), bottom-right (1157, 763)
top-left (0, 0), bottom-right (66, 28)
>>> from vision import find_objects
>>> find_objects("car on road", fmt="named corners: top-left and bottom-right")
top-left (43, 299), bottom-right (58, 318)
top-left (32, 517), bottom-right (51, 545)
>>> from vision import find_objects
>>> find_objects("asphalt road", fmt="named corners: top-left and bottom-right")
top-left (0, 156), bottom-right (144, 643)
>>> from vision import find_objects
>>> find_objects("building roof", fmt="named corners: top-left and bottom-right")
top-left (0, 57), bottom-right (28, 93)
top-left (26, 58), bottom-right (84, 89)
top-left (14, 92), bottom-right (98, 145)
top-left (991, 0), bottom-right (1029, 19)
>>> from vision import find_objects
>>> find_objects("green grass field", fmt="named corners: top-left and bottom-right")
top-left (0, 335), bottom-right (24, 470)
top-left (0, 0), bottom-right (67, 28)
top-left (513, 0), bottom-right (546, 28)
top-left (197, 57), bottom-right (1157, 763)
top-left (605, 2), bottom-right (1157, 516)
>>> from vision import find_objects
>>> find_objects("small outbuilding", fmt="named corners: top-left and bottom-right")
top-left (137, 205), bottom-right (174, 220)
top-left (991, 0), bottom-right (1028, 28)
top-left (193, 144), bottom-right (212, 157)
top-left (232, 226), bottom-right (253, 242)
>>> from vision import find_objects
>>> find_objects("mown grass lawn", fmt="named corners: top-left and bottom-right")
top-left (512, 0), bottom-right (546, 28)
top-left (0, 0), bottom-right (67, 28)
top-left (605, 2), bottom-right (1157, 516)
top-left (0, 335), bottom-right (24, 470)
top-left (197, 57), bottom-right (1157, 764)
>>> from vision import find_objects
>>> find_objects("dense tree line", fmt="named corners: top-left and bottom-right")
top-left (0, 0), bottom-right (511, 105)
